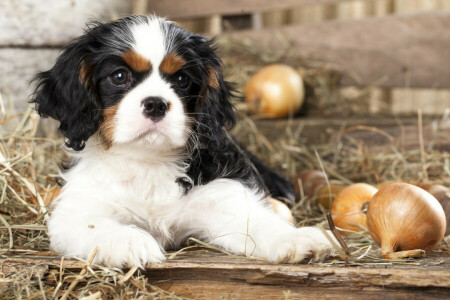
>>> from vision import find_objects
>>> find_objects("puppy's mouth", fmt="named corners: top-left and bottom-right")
top-left (137, 124), bottom-right (163, 139)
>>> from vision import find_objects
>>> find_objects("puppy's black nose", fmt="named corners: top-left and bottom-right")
top-left (142, 97), bottom-right (169, 121)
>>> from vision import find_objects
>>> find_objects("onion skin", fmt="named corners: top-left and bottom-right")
top-left (316, 184), bottom-right (346, 209)
top-left (245, 64), bottom-right (304, 118)
top-left (415, 184), bottom-right (450, 235)
top-left (367, 183), bottom-right (446, 259)
top-left (294, 170), bottom-right (346, 208)
top-left (294, 170), bottom-right (325, 199)
top-left (331, 183), bottom-right (378, 235)
top-left (375, 181), bottom-right (400, 190)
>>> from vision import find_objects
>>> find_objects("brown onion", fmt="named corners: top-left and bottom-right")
top-left (245, 64), bottom-right (304, 118)
top-left (367, 183), bottom-right (446, 259)
top-left (294, 170), bottom-right (325, 199)
top-left (331, 183), bottom-right (378, 235)
top-left (294, 170), bottom-right (346, 208)
top-left (375, 181), bottom-right (400, 190)
top-left (416, 184), bottom-right (450, 235)
top-left (315, 183), bottom-right (347, 209)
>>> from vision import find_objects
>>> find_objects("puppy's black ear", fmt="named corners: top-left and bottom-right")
top-left (195, 40), bottom-right (236, 153)
top-left (31, 37), bottom-right (101, 151)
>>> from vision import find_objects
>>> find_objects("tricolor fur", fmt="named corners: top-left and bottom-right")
top-left (31, 15), bottom-right (334, 267)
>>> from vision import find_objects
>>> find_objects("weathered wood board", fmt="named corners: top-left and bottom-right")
top-left (224, 12), bottom-right (450, 88)
top-left (0, 0), bottom-right (130, 47)
top-left (148, 0), bottom-right (376, 19)
top-left (0, 49), bottom-right (59, 111)
top-left (235, 116), bottom-right (450, 152)
top-left (1, 250), bottom-right (449, 299)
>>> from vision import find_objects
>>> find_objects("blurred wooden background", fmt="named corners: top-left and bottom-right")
top-left (143, 0), bottom-right (450, 115)
top-left (0, 0), bottom-right (449, 115)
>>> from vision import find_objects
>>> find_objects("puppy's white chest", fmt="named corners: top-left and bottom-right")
top-left (118, 162), bottom-right (186, 215)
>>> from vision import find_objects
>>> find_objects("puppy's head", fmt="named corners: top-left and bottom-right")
top-left (32, 15), bottom-right (235, 152)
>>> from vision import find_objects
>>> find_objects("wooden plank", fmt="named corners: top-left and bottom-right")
top-left (149, 0), bottom-right (377, 19)
top-left (0, 0), bottom-right (131, 47)
top-left (1, 251), bottom-right (449, 299)
top-left (391, 88), bottom-right (450, 115)
top-left (0, 48), bottom-right (60, 112)
top-left (155, 281), bottom-right (448, 300)
top-left (235, 116), bottom-right (450, 151)
top-left (223, 12), bottom-right (450, 88)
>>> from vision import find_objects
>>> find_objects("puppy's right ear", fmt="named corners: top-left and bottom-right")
top-left (31, 37), bottom-right (101, 151)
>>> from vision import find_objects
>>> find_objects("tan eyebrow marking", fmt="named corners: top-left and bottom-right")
top-left (160, 53), bottom-right (185, 74)
top-left (122, 50), bottom-right (152, 72)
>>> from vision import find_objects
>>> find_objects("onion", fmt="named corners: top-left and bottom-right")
top-left (415, 184), bottom-right (450, 235)
top-left (375, 181), bottom-right (400, 190)
top-left (367, 183), bottom-right (446, 259)
top-left (245, 64), bottom-right (304, 118)
top-left (268, 197), bottom-right (294, 224)
top-left (315, 184), bottom-right (347, 209)
top-left (294, 170), bottom-right (346, 208)
top-left (294, 170), bottom-right (325, 199)
top-left (295, 170), bottom-right (324, 194)
top-left (331, 183), bottom-right (378, 235)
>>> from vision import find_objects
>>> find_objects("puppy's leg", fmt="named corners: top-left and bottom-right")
top-left (48, 196), bottom-right (165, 268)
top-left (179, 179), bottom-right (335, 263)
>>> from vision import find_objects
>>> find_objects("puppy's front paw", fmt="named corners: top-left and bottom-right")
top-left (271, 227), bottom-right (336, 263)
top-left (94, 226), bottom-right (165, 268)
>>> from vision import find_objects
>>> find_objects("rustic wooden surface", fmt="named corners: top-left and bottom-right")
top-left (0, 0), bottom-right (130, 47)
top-left (0, 49), bottom-right (60, 111)
top-left (1, 250), bottom-right (449, 299)
top-left (148, 0), bottom-right (375, 19)
top-left (0, 0), bottom-right (130, 112)
top-left (236, 116), bottom-right (450, 152)
top-left (224, 12), bottom-right (450, 88)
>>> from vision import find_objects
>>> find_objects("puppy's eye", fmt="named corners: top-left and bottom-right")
top-left (109, 69), bottom-right (131, 87)
top-left (176, 74), bottom-right (190, 89)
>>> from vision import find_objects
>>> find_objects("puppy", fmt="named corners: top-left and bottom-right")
top-left (31, 15), bottom-right (334, 267)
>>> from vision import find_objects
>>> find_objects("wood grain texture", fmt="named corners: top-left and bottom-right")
top-left (223, 12), bottom-right (450, 88)
top-left (156, 281), bottom-right (448, 300)
top-left (236, 116), bottom-right (450, 152)
top-left (148, 0), bottom-right (376, 19)
top-left (0, 48), bottom-right (59, 111)
top-left (0, 0), bottom-right (131, 47)
top-left (1, 251), bottom-right (449, 299)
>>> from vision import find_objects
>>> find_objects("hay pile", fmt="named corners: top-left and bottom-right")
top-left (1, 40), bottom-right (449, 298)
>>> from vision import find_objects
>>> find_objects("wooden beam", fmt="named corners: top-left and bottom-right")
top-left (0, 48), bottom-right (60, 112)
top-left (0, 0), bottom-right (131, 47)
top-left (149, 0), bottom-right (376, 19)
top-left (223, 12), bottom-right (450, 88)
top-left (1, 251), bottom-right (449, 299)
top-left (235, 116), bottom-right (450, 152)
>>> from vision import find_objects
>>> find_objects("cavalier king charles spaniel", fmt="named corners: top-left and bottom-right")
top-left (31, 15), bottom-right (335, 267)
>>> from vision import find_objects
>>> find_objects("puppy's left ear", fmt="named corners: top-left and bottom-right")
top-left (195, 41), bottom-right (236, 150)
top-left (30, 37), bottom-right (101, 151)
